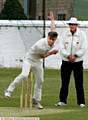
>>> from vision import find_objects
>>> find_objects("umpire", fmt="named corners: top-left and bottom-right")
top-left (57, 17), bottom-right (88, 107)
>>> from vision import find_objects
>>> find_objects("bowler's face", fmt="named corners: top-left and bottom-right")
top-left (48, 36), bottom-right (57, 46)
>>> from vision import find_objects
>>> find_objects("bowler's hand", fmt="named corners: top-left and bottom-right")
top-left (50, 49), bottom-right (59, 55)
top-left (47, 11), bottom-right (54, 20)
top-left (39, 49), bottom-right (59, 58)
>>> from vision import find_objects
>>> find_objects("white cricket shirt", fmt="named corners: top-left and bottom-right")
top-left (25, 38), bottom-right (54, 62)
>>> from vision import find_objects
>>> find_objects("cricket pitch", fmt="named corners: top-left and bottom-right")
top-left (0, 107), bottom-right (79, 117)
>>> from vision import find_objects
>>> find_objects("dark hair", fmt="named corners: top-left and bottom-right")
top-left (48, 31), bottom-right (58, 38)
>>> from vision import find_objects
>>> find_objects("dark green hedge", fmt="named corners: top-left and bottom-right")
top-left (0, 0), bottom-right (27, 20)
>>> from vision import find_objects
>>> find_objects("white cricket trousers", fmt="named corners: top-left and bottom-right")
top-left (7, 59), bottom-right (44, 101)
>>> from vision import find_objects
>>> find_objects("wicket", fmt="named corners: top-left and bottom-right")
top-left (20, 71), bottom-right (33, 109)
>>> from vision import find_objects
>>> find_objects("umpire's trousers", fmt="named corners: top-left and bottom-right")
top-left (59, 60), bottom-right (85, 105)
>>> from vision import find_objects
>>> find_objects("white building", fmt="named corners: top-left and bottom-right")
top-left (0, 20), bottom-right (88, 69)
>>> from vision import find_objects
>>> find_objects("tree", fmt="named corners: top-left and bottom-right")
top-left (0, 0), bottom-right (27, 20)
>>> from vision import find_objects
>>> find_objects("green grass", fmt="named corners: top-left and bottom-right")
top-left (0, 68), bottom-right (88, 120)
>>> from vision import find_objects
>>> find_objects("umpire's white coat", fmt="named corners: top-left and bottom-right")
top-left (60, 28), bottom-right (88, 62)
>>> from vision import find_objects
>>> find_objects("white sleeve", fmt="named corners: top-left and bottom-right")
top-left (75, 31), bottom-right (88, 57)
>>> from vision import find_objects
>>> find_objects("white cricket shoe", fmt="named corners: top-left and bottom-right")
top-left (36, 102), bottom-right (43, 109)
top-left (55, 102), bottom-right (66, 106)
top-left (32, 98), bottom-right (43, 109)
top-left (4, 90), bottom-right (12, 98)
top-left (80, 104), bottom-right (85, 108)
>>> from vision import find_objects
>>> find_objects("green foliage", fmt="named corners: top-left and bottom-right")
top-left (0, 0), bottom-right (27, 20)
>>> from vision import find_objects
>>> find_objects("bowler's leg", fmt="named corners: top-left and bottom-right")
top-left (5, 60), bottom-right (31, 97)
top-left (32, 62), bottom-right (44, 109)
